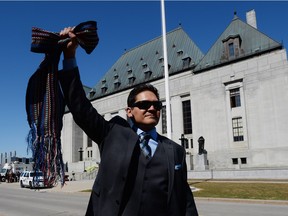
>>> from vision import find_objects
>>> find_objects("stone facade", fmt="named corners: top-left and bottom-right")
top-left (60, 12), bottom-right (288, 179)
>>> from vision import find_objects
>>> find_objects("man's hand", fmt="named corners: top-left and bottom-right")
top-left (60, 27), bottom-right (78, 59)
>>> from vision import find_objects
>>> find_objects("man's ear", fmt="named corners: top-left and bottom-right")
top-left (126, 107), bottom-right (133, 118)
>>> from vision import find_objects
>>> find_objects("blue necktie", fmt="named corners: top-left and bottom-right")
top-left (139, 132), bottom-right (152, 159)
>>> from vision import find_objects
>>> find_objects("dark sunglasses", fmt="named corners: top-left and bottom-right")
top-left (131, 100), bottom-right (163, 110)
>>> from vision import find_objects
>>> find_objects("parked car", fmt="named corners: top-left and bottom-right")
top-left (19, 170), bottom-right (45, 189)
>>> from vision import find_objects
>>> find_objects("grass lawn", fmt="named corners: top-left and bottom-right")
top-left (189, 180), bottom-right (288, 200)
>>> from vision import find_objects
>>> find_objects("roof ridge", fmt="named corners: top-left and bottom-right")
top-left (123, 27), bottom-right (183, 54)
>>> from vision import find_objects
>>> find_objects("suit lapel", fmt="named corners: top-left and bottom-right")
top-left (123, 129), bottom-right (139, 163)
top-left (159, 135), bottom-right (175, 203)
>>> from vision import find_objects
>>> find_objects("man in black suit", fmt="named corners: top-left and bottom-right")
top-left (59, 27), bottom-right (198, 216)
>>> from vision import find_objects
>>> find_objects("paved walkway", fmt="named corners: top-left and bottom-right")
top-left (46, 179), bottom-right (94, 193)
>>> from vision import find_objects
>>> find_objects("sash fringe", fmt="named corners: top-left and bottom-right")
top-left (26, 21), bottom-right (99, 187)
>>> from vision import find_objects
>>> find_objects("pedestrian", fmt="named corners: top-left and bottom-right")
top-left (58, 27), bottom-right (198, 216)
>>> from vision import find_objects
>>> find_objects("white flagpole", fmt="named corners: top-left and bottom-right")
top-left (161, 0), bottom-right (172, 139)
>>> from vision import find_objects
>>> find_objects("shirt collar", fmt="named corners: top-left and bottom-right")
top-left (136, 127), bottom-right (157, 141)
top-left (129, 119), bottom-right (158, 141)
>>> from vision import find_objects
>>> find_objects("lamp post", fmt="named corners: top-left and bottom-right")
top-left (198, 136), bottom-right (206, 155)
top-left (179, 134), bottom-right (188, 148)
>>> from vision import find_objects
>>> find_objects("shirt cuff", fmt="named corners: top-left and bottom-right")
top-left (62, 58), bottom-right (77, 71)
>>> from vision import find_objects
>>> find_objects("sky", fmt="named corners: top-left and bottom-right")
top-left (0, 1), bottom-right (287, 158)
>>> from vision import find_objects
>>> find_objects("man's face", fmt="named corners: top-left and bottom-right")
top-left (126, 90), bottom-right (161, 131)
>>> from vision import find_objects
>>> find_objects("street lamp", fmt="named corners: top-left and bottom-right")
top-left (198, 136), bottom-right (207, 155)
top-left (179, 134), bottom-right (188, 148)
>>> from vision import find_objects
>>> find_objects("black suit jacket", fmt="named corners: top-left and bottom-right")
top-left (59, 68), bottom-right (198, 216)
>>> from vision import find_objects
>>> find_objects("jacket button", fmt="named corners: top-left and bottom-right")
top-left (116, 200), bottom-right (120, 205)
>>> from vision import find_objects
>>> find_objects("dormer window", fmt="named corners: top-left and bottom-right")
top-left (142, 63), bottom-right (148, 69)
top-left (182, 54), bottom-right (191, 68)
top-left (101, 85), bottom-right (107, 94)
top-left (222, 34), bottom-right (243, 61)
top-left (101, 78), bottom-right (106, 84)
top-left (128, 77), bottom-right (135, 85)
top-left (143, 65), bottom-right (152, 80)
top-left (114, 73), bottom-right (121, 89)
top-left (114, 82), bottom-right (121, 89)
top-left (161, 64), bottom-right (171, 73)
top-left (177, 50), bottom-right (183, 56)
top-left (101, 79), bottom-right (107, 94)
top-left (144, 71), bottom-right (152, 80)
top-left (127, 69), bottom-right (135, 85)
top-left (89, 88), bottom-right (95, 98)
top-left (159, 57), bottom-right (164, 63)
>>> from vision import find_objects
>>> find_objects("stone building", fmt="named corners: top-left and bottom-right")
top-left (61, 10), bottom-right (288, 179)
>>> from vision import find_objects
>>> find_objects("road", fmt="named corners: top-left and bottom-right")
top-left (0, 182), bottom-right (288, 216)
top-left (0, 183), bottom-right (89, 216)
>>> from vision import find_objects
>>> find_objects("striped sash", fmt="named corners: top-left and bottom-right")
top-left (26, 21), bottom-right (99, 187)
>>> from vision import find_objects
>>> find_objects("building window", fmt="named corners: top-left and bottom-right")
top-left (241, 157), bottom-right (247, 164)
top-left (232, 117), bottom-right (244, 141)
top-left (182, 56), bottom-right (191, 68)
top-left (101, 87), bottom-right (107, 94)
top-left (230, 88), bottom-right (241, 108)
top-left (144, 71), bottom-right (152, 80)
top-left (161, 64), bottom-right (171, 74)
top-left (89, 89), bottom-right (95, 98)
top-left (142, 63), bottom-right (147, 69)
top-left (114, 74), bottom-right (121, 89)
top-left (90, 150), bottom-right (93, 158)
top-left (87, 151), bottom-right (90, 158)
top-left (87, 137), bottom-right (92, 147)
top-left (229, 42), bottom-right (235, 57)
top-left (128, 77), bottom-right (135, 85)
top-left (232, 158), bottom-right (238, 164)
top-left (162, 105), bottom-right (167, 134)
top-left (177, 50), bottom-right (183, 56)
top-left (182, 100), bottom-right (192, 134)
top-left (127, 69), bottom-right (135, 85)
top-left (190, 139), bottom-right (193, 148)
top-left (114, 82), bottom-right (121, 89)
top-left (101, 79), bottom-right (108, 94)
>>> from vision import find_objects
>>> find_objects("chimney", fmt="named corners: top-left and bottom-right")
top-left (246, 9), bottom-right (257, 29)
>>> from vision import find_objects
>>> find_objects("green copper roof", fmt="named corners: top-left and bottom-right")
top-left (194, 14), bottom-right (282, 72)
top-left (81, 12), bottom-right (283, 102)
top-left (89, 27), bottom-right (204, 100)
